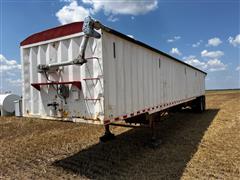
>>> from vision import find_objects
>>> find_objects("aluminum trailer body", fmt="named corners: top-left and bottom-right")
top-left (20, 21), bottom-right (206, 126)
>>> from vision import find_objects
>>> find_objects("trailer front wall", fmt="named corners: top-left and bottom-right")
top-left (102, 32), bottom-right (205, 120)
top-left (21, 33), bottom-right (104, 123)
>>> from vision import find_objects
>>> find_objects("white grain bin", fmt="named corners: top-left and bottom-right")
top-left (14, 99), bottom-right (22, 117)
top-left (20, 17), bottom-right (206, 127)
top-left (0, 94), bottom-right (21, 116)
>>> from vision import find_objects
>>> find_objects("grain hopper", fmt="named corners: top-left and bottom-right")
top-left (20, 17), bottom-right (206, 141)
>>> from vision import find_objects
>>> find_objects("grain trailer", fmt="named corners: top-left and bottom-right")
top-left (21, 17), bottom-right (206, 141)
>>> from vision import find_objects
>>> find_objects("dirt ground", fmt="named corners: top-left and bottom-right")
top-left (0, 90), bottom-right (239, 179)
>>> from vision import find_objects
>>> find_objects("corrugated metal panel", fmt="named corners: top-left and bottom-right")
top-left (20, 21), bottom-right (206, 75)
top-left (21, 26), bottom-right (205, 125)
top-left (102, 31), bottom-right (205, 122)
top-left (21, 32), bottom-right (104, 124)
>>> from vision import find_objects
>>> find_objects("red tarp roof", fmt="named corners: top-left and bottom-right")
top-left (20, 22), bottom-right (83, 46)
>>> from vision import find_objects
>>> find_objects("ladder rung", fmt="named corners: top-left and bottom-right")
top-left (85, 57), bottom-right (99, 60)
top-left (84, 98), bottom-right (100, 101)
top-left (83, 77), bottom-right (100, 80)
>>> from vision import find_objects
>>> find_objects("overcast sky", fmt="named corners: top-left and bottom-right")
top-left (0, 0), bottom-right (239, 94)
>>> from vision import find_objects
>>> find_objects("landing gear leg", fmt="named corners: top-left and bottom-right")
top-left (149, 113), bottom-right (162, 148)
top-left (150, 115), bottom-right (156, 141)
top-left (100, 124), bottom-right (115, 142)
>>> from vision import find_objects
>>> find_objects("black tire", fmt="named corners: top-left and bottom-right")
top-left (202, 96), bottom-right (206, 111)
top-left (192, 96), bottom-right (205, 113)
top-left (199, 97), bottom-right (204, 112)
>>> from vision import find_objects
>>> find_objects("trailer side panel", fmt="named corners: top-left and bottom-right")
top-left (102, 31), bottom-right (205, 122)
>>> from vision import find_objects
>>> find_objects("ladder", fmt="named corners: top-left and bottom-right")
top-left (82, 57), bottom-right (104, 118)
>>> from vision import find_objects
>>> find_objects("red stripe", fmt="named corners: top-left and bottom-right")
top-left (123, 115), bottom-right (128, 118)
top-left (108, 96), bottom-right (197, 123)
top-left (104, 120), bottom-right (110, 124)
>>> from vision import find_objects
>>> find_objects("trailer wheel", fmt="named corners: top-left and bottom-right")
top-left (199, 97), bottom-right (204, 112)
top-left (202, 96), bottom-right (206, 111)
top-left (192, 96), bottom-right (205, 113)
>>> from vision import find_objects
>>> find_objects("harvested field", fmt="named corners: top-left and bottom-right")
top-left (0, 90), bottom-right (240, 179)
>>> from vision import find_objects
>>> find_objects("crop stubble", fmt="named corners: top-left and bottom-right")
top-left (0, 91), bottom-right (239, 179)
